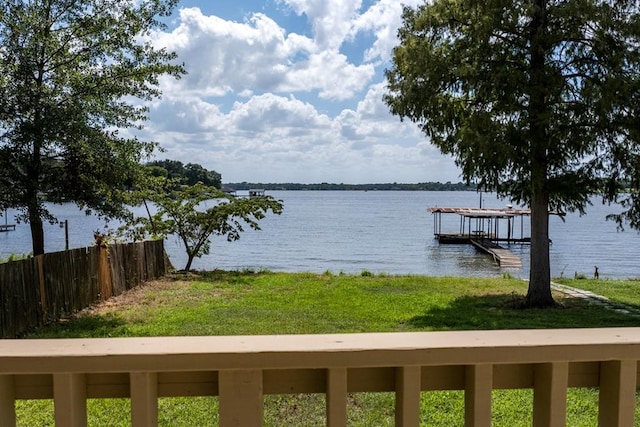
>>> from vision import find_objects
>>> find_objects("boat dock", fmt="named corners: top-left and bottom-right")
top-left (0, 210), bottom-right (14, 232)
top-left (223, 188), bottom-right (266, 198)
top-left (429, 207), bottom-right (537, 269)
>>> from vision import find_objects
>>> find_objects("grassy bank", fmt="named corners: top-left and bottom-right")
top-left (18, 272), bottom-right (640, 426)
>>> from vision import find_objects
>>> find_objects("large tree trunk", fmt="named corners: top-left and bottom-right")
top-left (26, 137), bottom-right (45, 256)
top-left (28, 204), bottom-right (45, 256)
top-left (184, 254), bottom-right (195, 273)
top-left (527, 189), bottom-right (554, 307)
top-left (525, 0), bottom-right (554, 308)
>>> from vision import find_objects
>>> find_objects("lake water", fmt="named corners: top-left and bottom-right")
top-left (1, 191), bottom-right (638, 279)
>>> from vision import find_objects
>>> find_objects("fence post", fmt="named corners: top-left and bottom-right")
top-left (36, 255), bottom-right (47, 321)
top-left (98, 246), bottom-right (113, 301)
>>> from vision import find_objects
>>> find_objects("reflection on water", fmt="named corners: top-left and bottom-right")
top-left (425, 244), bottom-right (501, 277)
top-left (1, 191), bottom-right (638, 279)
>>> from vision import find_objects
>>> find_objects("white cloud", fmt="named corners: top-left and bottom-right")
top-left (277, 0), bottom-right (362, 49)
top-left (149, 97), bottom-right (224, 133)
top-left (276, 0), bottom-right (426, 64)
top-left (152, 7), bottom-right (373, 101)
top-left (228, 93), bottom-right (332, 134)
top-left (349, 0), bottom-right (425, 63)
top-left (284, 50), bottom-right (375, 100)
top-left (144, 85), bottom-right (459, 184)
top-left (151, 9), bottom-right (289, 96)
top-left (136, 2), bottom-right (462, 184)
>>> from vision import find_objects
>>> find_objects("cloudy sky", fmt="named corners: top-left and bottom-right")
top-left (139, 0), bottom-right (461, 184)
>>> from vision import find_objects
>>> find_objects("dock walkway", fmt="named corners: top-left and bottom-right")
top-left (470, 238), bottom-right (522, 269)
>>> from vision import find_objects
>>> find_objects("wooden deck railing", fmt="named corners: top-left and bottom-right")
top-left (1, 328), bottom-right (639, 426)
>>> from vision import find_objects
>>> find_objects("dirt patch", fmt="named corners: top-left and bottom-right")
top-left (78, 277), bottom-right (191, 317)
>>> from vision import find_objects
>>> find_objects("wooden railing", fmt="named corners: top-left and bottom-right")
top-left (1, 328), bottom-right (639, 426)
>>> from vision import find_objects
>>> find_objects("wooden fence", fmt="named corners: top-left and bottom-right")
top-left (0, 240), bottom-right (167, 338)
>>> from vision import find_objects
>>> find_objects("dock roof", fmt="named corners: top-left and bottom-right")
top-left (429, 207), bottom-right (564, 218)
top-left (429, 207), bottom-right (530, 218)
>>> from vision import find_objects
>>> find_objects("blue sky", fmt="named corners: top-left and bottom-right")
top-left (138, 0), bottom-right (460, 184)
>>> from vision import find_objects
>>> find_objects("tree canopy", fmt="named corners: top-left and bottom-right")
top-left (0, 0), bottom-right (185, 255)
top-left (147, 159), bottom-right (222, 189)
top-left (385, 0), bottom-right (640, 307)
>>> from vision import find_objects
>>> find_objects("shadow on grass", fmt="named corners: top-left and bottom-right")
top-left (29, 313), bottom-right (129, 338)
top-left (171, 268), bottom-right (276, 285)
top-left (405, 294), bottom-right (640, 331)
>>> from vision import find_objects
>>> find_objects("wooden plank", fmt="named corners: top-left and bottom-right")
top-left (470, 239), bottom-right (522, 268)
top-left (109, 244), bottom-right (125, 296)
top-left (36, 255), bottom-right (47, 322)
top-left (98, 246), bottom-right (113, 300)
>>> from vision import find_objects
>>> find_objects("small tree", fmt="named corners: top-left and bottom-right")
top-left (385, 1), bottom-right (640, 307)
top-left (125, 181), bottom-right (283, 272)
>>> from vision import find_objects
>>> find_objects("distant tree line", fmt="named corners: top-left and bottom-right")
top-left (143, 159), bottom-right (475, 191)
top-left (225, 182), bottom-right (476, 191)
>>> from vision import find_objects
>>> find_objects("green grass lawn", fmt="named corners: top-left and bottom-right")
top-left (17, 272), bottom-right (640, 426)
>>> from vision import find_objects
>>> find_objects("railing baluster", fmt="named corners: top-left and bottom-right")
top-left (598, 360), bottom-right (637, 427)
top-left (53, 373), bottom-right (87, 427)
top-left (0, 375), bottom-right (16, 427)
top-left (395, 365), bottom-right (421, 427)
top-left (130, 372), bottom-right (158, 426)
top-left (533, 362), bottom-right (568, 427)
top-left (465, 364), bottom-right (492, 427)
top-left (327, 367), bottom-right (348, 427)
top-left (219, 369), bottom-right (263, 426)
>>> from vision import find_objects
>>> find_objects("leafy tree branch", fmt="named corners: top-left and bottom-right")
top-left (123, 180), bottom-right (283, 273)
